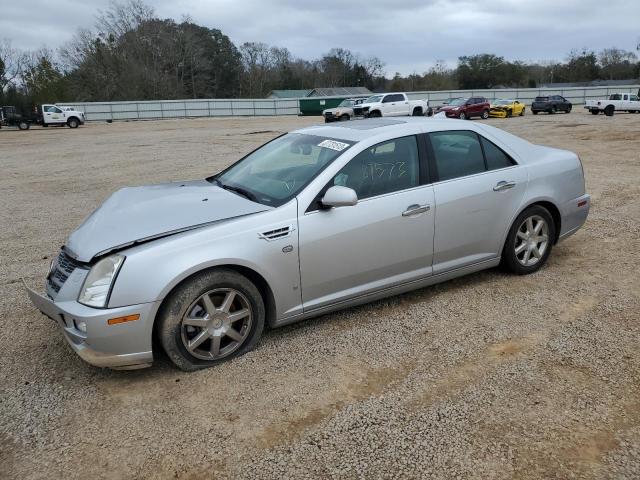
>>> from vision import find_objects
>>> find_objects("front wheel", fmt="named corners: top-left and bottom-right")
top-left (501, 205), bottom-right (555, 275)
top-left (158, 268), bottom-right (265, 371)
top-left (532, 110), bottom-right (538, 115)
top-left (458, 111), bottom-right (466, 120)
top-left (590, 109), bottom-right (600, 115)
top-left (339, 114), bottom-right (350, 121)
top-left (566, 106), bottom-right (572, 113)
top-left (18, 121), bottom-right (29, 130)
top-left (412, 107), bottom-right (423, 117)
top-left (68, 118), bottom-right (79, 128)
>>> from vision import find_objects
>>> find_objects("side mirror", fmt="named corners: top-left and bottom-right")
top-left (321, 186), bottom-right (358, 208)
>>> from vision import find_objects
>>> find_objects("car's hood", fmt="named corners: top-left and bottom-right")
top-left (66, 179), bottom-right (271, 262)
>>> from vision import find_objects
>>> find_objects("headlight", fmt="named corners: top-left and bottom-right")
top-left (78, 254), bottom-right (125, 308)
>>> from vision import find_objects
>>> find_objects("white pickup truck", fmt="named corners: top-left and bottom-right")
top-left (354, 93), bottom-right (430, 118)
top-left (40, 104), bottom-right (86, 128)
top-left (584, 93), bottom-right (640, 116)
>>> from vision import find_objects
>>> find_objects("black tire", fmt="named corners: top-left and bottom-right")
top-left (158, 268), bottom-right (265, 371)
top-left (501, 205), bottom-right (556, 275)
top-left (324, 118), bottom-right (330, 123)
top-left (604, 105), bottom-right (615, 117)
top-left (481, 109), bottom-right (489, 119)
top-left (551, 106), bottom-right (557, 114)
top-left (412, 107), bottom-right (423, 117)
top-left (507, 109), bottom-right (512, 118)
top-left (369, 110), bottom-right (381, 118)
top-left (532, 110), bottom-right (538, 115)
top-left (18, 121), bottom-right (29, 130)
top-left (565, 105), bottom-right (572, 113)
top-left (459, 111), bottom-right (466, 120)
top-left (339, 114), bottom-right (350, 121)
top-left (520, 107), bottom-right (525, 116)
top-left (67, 117), bottom-right (79, 128)
top-left (590, 109), bottom-right (600, 115)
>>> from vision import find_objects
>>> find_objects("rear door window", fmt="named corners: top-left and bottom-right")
top-left (429, 131), bottom-right (486, 181)
top-left (480, 137), bottom-right (516, 170)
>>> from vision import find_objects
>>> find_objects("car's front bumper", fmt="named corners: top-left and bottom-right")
top-left (25, 282), bottom-right (158, 369)
top-left (489, 109), bottom-right (508, 118)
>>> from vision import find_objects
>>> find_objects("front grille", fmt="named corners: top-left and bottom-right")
top-left (47, 250), bottom-right (85, 294)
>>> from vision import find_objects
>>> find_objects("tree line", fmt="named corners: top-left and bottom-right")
top-left (1, 0), bottom-right (638, 111)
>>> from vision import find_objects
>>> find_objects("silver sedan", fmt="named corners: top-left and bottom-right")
top-left (26, 118), bottom-right (590, 371)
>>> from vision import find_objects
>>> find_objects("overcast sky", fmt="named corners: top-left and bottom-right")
top-left (2, 0), bottom-right (639, 75)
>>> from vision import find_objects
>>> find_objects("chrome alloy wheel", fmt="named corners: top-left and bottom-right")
top-left (180, 288), bottom-right (253, 360)
top-left (515, 215), bottom-right (549, 267)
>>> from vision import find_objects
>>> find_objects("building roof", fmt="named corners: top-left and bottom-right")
top-left (308, 87), bottom-right (372, 97)
top-left (267, 89), bottom-right (313, 98)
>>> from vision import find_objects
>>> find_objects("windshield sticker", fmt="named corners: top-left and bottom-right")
top-left (318, 140), bottom-right (350, 152)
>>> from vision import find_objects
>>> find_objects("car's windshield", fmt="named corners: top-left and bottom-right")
top-left (212, 133), bottom-right (353, 207)
top-left (338, 99), bottom-right (354, 107)
top-left (448, 98), bottom-right (468, 106)
top-left (365, 95), bottom-right (383, 103)
top-left (535, 97), bottom-right (549, 101)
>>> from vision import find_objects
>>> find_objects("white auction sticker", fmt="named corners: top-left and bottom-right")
top-left (318, 139), bottom-right (350, 152)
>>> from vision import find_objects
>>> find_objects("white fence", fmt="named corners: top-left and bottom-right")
top-left (59, 85), bottom-right (640, 122)
top-left (405, 85), bottom-right (640, 105)
top-left (57, 98), bottom-right (300, 122)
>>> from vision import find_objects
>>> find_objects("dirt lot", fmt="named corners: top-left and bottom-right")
top-left (1, 110), bottom-right (639, 479)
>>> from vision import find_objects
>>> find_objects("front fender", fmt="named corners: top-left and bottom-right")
top-left (107, 201), bottom-right (302, 320)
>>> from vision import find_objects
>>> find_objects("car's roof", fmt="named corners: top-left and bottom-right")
top-left (293, 117), bottom-right (477, 142)
top-left (292, 117), bottom-right (534, 159)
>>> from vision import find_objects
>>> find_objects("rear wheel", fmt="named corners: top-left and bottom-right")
top-left (604, 105), bottom-right (615, 117)
top-left (339, 114), bottom-right (350, 121)
top-left (501, 205), bottom-right (555, 275)
top-left (532, 110), bottom-right (538, 115)
top-left (481, 109), bottom-right (489, 119)
top-left (551, 106), bottom-right (557, 114)
top-left (519, 107), bottom-right (525, 116)
top-left (158, 268), bottom-right (265, 371)
top-left (18, 121), bottom-right (29, 130)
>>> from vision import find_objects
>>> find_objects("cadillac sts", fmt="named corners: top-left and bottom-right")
top-left (25, 118), bottom-right (590, 371)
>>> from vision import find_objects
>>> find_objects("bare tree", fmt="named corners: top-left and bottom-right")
top-left (0, 40), bottom-right (26, 91)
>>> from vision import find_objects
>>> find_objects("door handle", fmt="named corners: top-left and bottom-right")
top-left (402, 204), bottom-right (430, 216)
top-left (493, 181), bottom-right (516, 192)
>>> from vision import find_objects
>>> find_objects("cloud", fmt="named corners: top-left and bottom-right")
top-left (1, 0), bottom-right (639, 75)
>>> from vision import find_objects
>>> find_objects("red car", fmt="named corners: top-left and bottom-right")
top-left (437, 97), bottom-right (490, 120)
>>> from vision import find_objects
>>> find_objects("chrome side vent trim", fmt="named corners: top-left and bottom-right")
top-left (258, 225), bottom-right (295, 241)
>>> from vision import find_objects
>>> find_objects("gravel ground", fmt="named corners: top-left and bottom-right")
top-left (1, 110), bottom-right (639, 479)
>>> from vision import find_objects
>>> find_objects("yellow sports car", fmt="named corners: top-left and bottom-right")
top-left (489, 99), bottom-right (526, 118)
